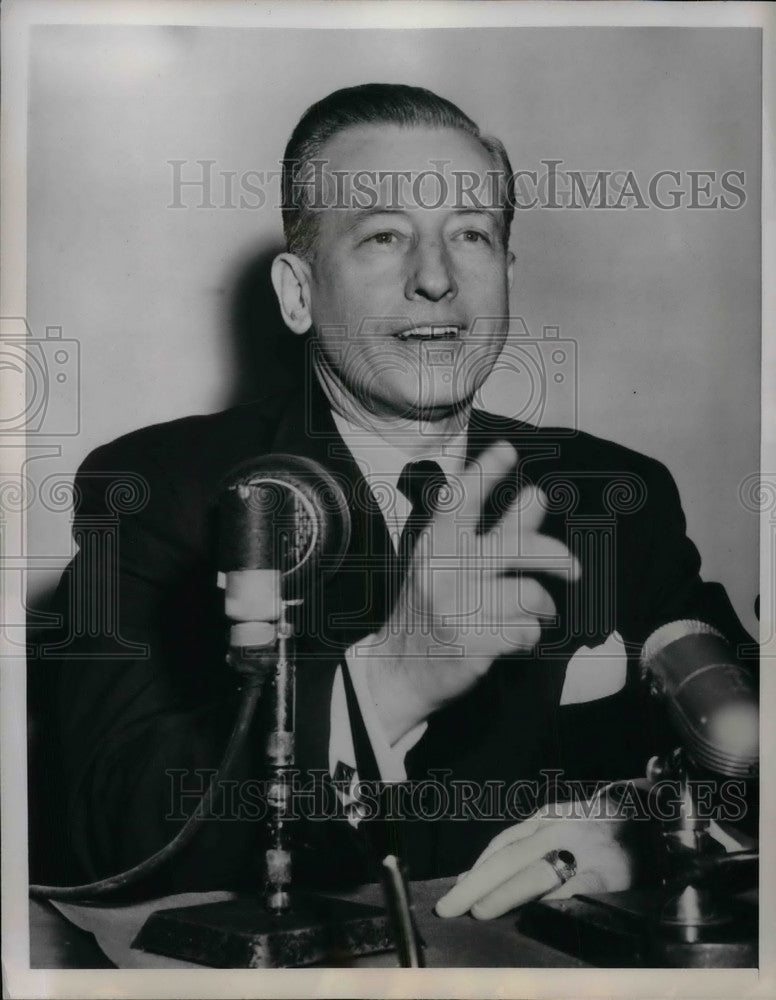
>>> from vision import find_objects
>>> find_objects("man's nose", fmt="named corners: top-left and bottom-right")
top-left (404, 240), bottom-right (457, 302)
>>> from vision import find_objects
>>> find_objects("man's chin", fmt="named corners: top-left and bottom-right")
top-left (373, 387), bottom-right (474, 423)
top-left (406, 399), bottom-right (470, 422)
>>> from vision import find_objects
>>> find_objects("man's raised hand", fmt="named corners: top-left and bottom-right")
top-left (362, 440), bottom-right (581, 744)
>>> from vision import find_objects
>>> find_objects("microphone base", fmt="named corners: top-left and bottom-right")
top-left (518, 888), bottom-right (757, 968)
top-left (132, 892), bottom-right (395, 967)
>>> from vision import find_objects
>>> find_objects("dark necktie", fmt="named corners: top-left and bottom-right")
top-left (396, 460), bottom-right (449, 576)
top-left (338, 461), bottom-right (448, 803)
top-left (349, 460), bottom-right (446, 877)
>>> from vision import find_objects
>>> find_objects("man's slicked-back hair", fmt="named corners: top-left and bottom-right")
top-left (281, 82), bottom-right (515, 260)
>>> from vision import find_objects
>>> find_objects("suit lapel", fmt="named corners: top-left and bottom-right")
top-left (269, 380), bottom-right (398, 645)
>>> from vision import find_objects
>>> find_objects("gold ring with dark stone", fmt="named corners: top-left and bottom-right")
top-left (543, 848), bottom-right (578, 885)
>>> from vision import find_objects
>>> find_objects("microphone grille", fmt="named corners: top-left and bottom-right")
top-left (640, 619), bottom-right (725, 676)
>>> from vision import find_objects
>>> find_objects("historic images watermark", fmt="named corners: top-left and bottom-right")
top-left (165, 767), bottom-right (750, 825)
top-left (167, 159), bottom-right (748, 212)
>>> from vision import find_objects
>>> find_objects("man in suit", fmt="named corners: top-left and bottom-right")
top-left (33, 83), bottom-right (755, 918)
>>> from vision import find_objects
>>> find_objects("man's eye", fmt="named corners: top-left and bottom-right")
top-left (368, 231), bottom-right (398, 245)
top-left (459, 229), bottom-right (490, 244)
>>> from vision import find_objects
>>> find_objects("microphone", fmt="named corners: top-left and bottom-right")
top-left (640, 620), bottom-right (758, 778)
top-left (217, 453), bottom-right (351, 638)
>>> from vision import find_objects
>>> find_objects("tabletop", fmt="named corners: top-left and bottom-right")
top-left (30, 877), bottom-right (589, 969)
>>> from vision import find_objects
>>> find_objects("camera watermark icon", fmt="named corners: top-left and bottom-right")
top-left (0, 318), bottom-right (80, 435)
top-left (480, 318), bottom-right (578, 432)
top-left (303, 315), bottom-right (578, 436)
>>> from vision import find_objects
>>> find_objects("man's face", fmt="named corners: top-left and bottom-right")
top-left (304, 124), bottom-right (514, 421)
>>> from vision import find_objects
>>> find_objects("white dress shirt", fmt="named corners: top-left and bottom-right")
top-left (327, 412), bottom-right (468, 816)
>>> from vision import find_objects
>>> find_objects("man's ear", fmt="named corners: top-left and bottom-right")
top-left (506, 250), bottom-right (516, 291)
top-left (271, 252), bottom-right (313, 335)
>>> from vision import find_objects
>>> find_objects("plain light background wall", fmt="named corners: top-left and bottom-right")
top-left (25, 26), bottom-right (761, 636)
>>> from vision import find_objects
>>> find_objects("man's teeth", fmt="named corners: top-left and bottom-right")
top-left (395, 325), bottom-right (460, 341)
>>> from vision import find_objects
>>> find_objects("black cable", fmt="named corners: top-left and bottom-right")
top-left (29, 678), bottom-right (264, 901)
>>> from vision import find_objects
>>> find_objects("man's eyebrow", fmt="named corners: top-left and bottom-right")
top-left (342, 206), bottom-right (501, 230)
top-left (450, 208), bottom-right (501, 223)
top-left (342, 207), bottom-right (409, 232)
top-left (347, 207), bottom-right (407, 220)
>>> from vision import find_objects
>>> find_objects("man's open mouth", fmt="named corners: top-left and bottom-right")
top-left (393, 325), bottom-right (461, 341)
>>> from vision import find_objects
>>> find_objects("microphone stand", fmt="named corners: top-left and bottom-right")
top-left (134, 592), bottom-right (396, 968)
top-left (642, 749), bottom-right (757, 966)
top-left (133, 456), bottom-right (397, 967)
top-left (262, 598), bottom-right (297, 915)
top-left (518, 747), bottom-right (758, 967)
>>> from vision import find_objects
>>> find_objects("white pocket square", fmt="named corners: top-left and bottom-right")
top-left (560, 630), bottom-right (628, 705)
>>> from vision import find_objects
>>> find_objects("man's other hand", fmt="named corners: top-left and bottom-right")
top-left (435, 791), bottom-right (637, 920)
top-left (363, 440), bottom-right (581, 744)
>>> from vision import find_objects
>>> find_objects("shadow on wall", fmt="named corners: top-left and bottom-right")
top-left (223, 244), bottom-right (310, 408)
top-left (27, 245), bottom-right (307, 632)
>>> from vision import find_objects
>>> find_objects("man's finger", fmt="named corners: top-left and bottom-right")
top-left (492, 492), bottom-right (581, 583)
top-left (430, 441), bottom-right (517, 534)
top-left (469, 857), bottom-right (565, 920)
top-left (514, 576), bottom-right (557, 621)
top-left (542, 869), bottom-right (606, 901)
top-left (502, 483), bottom-right (547, 534)
top-left (477, 482), bottom-right (547, 539)
top-left (459, 441), bottom-right (519, 521)
top-left (482, 529), bottom-right (580, 584)
top-left (435, 825), bottom-right (560, 917)
top-left (470, 440), bottom-right (519, 482)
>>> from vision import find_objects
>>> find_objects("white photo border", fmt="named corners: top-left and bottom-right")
top-left (2, 2), bottom-right (773, 997)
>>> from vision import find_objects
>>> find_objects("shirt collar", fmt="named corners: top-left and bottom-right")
top-left (330, 410), bottom-right (469, 489)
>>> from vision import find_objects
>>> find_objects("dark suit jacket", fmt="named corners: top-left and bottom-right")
top-left (28, 380), bottom-right (755, 897)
